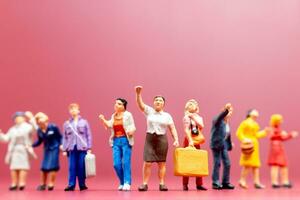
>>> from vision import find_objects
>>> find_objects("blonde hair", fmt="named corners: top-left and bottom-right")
top-left (68, 103), bottom-right (80, 110)
top-left (270, 114), bottom-right (283, 126)
top-left (184, 99), bottom-right (199, 115)
top-left (35, 112), bottom-right (49, 123)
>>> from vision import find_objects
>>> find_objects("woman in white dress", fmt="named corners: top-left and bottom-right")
top-left (0, 111), bottom-right (37, 190)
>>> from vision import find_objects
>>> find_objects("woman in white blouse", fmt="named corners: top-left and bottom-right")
top-left (135, 86), bottom-right (179, 192)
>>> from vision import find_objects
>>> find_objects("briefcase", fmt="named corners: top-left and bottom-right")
top-left (174, 147), bottom-right (209, 177)
top-left (85, 152), bottom-right (96, 178)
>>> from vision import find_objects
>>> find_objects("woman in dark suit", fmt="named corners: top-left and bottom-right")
top-left (32, 112), bottom-right (62, 191)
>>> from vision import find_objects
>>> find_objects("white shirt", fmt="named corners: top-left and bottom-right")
top-left (144, 105), bottom-right (174, 135)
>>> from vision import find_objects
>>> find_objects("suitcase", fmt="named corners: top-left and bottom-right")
top-left (174, 147), bottom-right (209, 177)
top-left (85, 152), bottom-right (96, 178)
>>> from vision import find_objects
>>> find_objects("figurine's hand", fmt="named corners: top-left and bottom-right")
top-left (188, 141), bottom-right (194, 147)
top-left (187, 113), bottom-right (194, 119)
top-left (0, 129), bottom-right (2, 133)
top-left (243, 138), bottom-right (252, 143)
top-left (98, 114), bottom-right (105, 121)
top-left (135, 86), bottom-right (143, 94)
top-left (264, 127), bottom-right (273, 135)
top-left (173, 140), bottom-right (179, 147)
top-left (62, 152), bottom-right (68, 156)
top-left (87, 150), bottom-right (92, 154)
top-left (291, 131), bottom-right (299, 138)
top-left (25, 111), bottom-right (34, 120)
top-left (225, 103), bottom-right (232, 111)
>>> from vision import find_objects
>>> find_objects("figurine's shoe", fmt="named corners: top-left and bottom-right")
top-left (138, 184), bottom-right (148, 191)
top-left (47, 186), bottom-right (54, 191)
top-left (222, 183), bottom-right (235, 190)
top-left (196, 185), bottom-right (207, 191)
top-left (122, 184), bottom-right (131, 191)
top-left (238, 181), bottom-right (248, 189)
top-left (118, 185), bottom-right (123, 191)
top-left (64, 186), bottom-right (75, 191)
top-left (272, 184), bottom-right (280, 189)
top-left (282, 183), bottom-right (292, 189)
top-left (37, 185), bottom-right (46, 191)
top-left (254, 183), bottom-right (265, 189)
top-left (9, 185), bottom-right (18, 191)
top-left (80, 186), bottom-right (88, 191)
top-left (183, 185), bottom-right (188, 191)
top-left (159, 184), bottom-right (168, 191)
top-left (19, 185), bottom-right (25, 191)
top-left (212, 183), bottom-right (222, 190)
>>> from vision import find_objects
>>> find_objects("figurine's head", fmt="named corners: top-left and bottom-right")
top-left (68, 103), bottom-right (80, 117)
top-left (153, 95), bottom-right (165, 112)
top-left (114, 98), bottom-right (127, 112)
top-left (270, 114), bottom-right (283, 127)
top-left (35, 112), bottom-right (49, 128)
top-left (246, 109), bottom-right (259, 120)
top-left (12, 112), bottom-right (26, 125)
top-left (184, 99), bottom-right (199, 115)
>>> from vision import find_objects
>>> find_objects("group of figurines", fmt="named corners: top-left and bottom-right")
top-left (0, 86), bottom-right (298, 192)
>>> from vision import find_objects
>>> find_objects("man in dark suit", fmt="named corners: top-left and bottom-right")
top-left (210, 103), bottom-right (234, 190)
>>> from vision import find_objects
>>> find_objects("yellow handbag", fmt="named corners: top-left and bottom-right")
top-left (174, 147), bottom-right (209, 177)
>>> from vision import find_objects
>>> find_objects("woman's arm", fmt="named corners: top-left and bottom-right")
top-left (135, 86), bottom-right (146, 112)
top-left (99, 114), bottom-right (112, 129)
top-left (168, 124), bottom-right (179, 147)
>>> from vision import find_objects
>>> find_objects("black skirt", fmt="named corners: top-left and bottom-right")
top-left (143, 133), bottom-right (168, 162)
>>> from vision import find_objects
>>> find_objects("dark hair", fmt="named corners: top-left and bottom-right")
top-left (153, 95), bottom-right (165, 103)
top-left (116, 98), bottom-right (128, 110)
top-left (246, 109), bottom-right (255, 119)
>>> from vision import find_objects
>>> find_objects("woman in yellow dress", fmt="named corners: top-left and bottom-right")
top-left (236, 109), bottom-right (269, 189)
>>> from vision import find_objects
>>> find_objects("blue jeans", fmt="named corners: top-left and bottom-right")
top-left (212, 148), bottom-right (231, 185)
top-left (68, 146), bottom-right (87, 188)
top-left (112, 137), bottom-right (132, 185)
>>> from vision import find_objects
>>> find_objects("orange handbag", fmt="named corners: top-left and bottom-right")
top-left (240, 140), bottom-right (254, 155)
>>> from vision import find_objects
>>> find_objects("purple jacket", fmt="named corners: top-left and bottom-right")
top-left (62, 116), bottom-right (92, 151)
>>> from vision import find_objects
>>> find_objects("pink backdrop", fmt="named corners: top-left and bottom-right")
top-left (0, 0), bottom-right (299, 188)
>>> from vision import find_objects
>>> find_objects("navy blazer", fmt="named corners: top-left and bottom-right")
top-left (210, 109), bottom-right (232, 150)
top-left (32, 123), bottom-right (62, 150)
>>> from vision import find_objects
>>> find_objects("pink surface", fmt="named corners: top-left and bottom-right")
top-left (0, 0), bottom-right (300, 190)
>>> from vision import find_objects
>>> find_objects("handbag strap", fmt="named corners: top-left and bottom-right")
top-left (68, 121), bottom-right (87, 147)
top-left (190, 118), bottom-right (198, 130)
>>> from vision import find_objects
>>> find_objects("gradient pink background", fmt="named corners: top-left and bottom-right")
top-left (0, 0), bottom-right (299, 189)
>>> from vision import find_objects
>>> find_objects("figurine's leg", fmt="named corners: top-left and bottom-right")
top-left (10, 170), bottom-right (18, 187)
top-left (253, 167), bottom-right (265, 188)
top-left (280, 167), bottom-right (290, 185)
top-left (48, 171), bottom-right (57, 187)
top-left (113, 143), bottom-right (124, 186)
top-left (270, 166), bottom-right (279, 185)
top-left (122, 144), bottom-right (132, 186)
top-left (142, 162), bottom-right (152, 184)
top-left (19, 170), bottom-right (27, 187)
top-left (239, 167), bottom-right (249, 188)
top-left (157, 162), bottom-right (166, 185)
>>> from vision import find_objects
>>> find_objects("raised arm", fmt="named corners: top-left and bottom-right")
top-left (135, 86), bottom-right (146, 112)
top-left (214, 103), bottom-right (232, 125)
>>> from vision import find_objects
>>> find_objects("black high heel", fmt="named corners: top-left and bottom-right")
top-left (19, 185), bottom-right (25, 191)
top-left (9, 185), bottom-right (18, 191)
